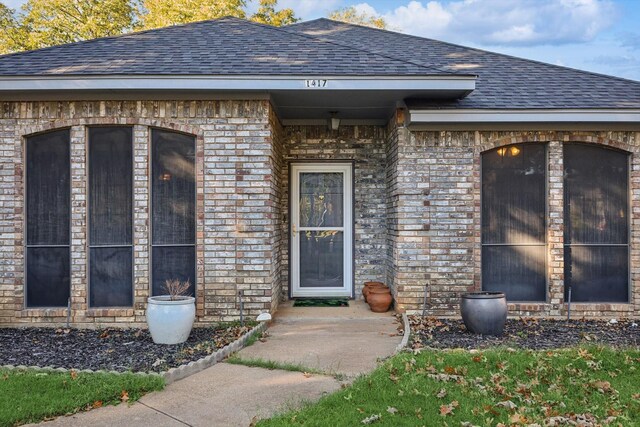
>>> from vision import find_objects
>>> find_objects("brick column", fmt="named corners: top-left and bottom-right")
top-left (133, 125), bottom-right (150, 322)
top-left (631, 132), bottom-right (640, 315)
top-left (69, 125), bottom-right (87, 321)
top-left (547, 140), bottom-right (564, 315)
top-left (0, 115), bottom-right (17, 324)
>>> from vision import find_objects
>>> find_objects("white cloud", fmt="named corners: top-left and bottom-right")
top-left (384, 1), bottom-right (452, 35)
top-left (356, 0), bottom-right (618, 46)
top-left (351, 3), bottom-right (378, 16)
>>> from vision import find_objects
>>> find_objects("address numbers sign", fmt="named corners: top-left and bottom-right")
top-left (304, 79), bottom-right (328, 88)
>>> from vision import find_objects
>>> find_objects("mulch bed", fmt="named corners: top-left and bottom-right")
top-left (408, 316), bottom-right (640, 350)
top-left (0, 324), bottom-right (257, 373)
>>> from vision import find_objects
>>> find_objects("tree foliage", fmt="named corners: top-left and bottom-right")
top-left (0, 3), bottom-right (27, 53)
top-left (328, 6), bottom-right (387, 29)
top-left (250, 0), bottom-right (296, 27)
top-left (19, 0), bottom-right (136, 50)
top-left (137, 0), bottom-right (246, 30)
top-left (0, 0), bottom-right (298, 54)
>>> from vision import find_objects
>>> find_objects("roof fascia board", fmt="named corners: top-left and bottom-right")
top-left (409, 109), bottom-right (640, 124)
top-left (408, 123), bottom-right (640, 131)
top-left (0, 75), bottom-right (476, 92)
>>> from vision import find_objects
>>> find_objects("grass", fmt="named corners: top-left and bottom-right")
top-left (0, 368), bottom-right (164, 427)
top-left (227, 355), bottom-right (348, 381)
top-left (258, 346), bottom-right (640, 426)
top-left (227, 356), bottom-right (325, 375)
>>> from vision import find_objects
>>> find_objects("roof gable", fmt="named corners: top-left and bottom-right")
top-left (0, 16), bottom-right (638, 111)
top-left (0, 17), bottom-right (453, 77)
top-left (285, 19), bottom-right (640, 109)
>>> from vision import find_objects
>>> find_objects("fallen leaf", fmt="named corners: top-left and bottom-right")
top-left (496, 400), bottom-right (517, 410)
top-left (303, 372), bottom-right (312, 378)
top-left (436, 388), bottom-right (447, 398)
top-left (120, 390), bottom-right (129, 402)
top-left (509, 413), bottom-right (526, 423)
top-left (70, 370), bottom-right (78, 380)
top-left (439, 401), bottom-right (458, 416)
top-left (361, 413), bottom-right (381, 424)
top-left (92, 401), bottom-right (103, 409)
top-left (386, 406), bottom-right (398, 415)
top-left (591, 380), bottom-right (614, 393)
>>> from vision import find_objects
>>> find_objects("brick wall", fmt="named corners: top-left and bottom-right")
top-left (0, 100), bottom-right (281, 326)
top-left (279, 125), bottom-right (388, 300)
top-left (0, 100), bottom-right (638, 325)
top-left (402, 129), bottom-right (640, 319)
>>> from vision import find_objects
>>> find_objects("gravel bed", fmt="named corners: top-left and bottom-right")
top-left (0, 324), bottom-right (257, 373)
top-left (409, 316), bottom-right (640, 350)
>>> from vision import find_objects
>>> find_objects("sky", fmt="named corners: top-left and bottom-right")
top-left (4, 0), bottom-right (640, 81)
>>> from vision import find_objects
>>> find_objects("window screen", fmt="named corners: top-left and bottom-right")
top-left (481, 144), bottom-right (547, 301)
top-left (88, 127), bottom-right (133, 307)
top-left (564, 143), bottom-right (629, 302)
top-left (26, 129), bottom-right (70, 307)
top-left (151, 129), bottom-right (196, 297)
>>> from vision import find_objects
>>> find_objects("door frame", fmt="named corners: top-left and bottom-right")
top-left (288, 161), bottom-right (355, 299)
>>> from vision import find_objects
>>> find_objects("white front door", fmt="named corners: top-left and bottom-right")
top-left (291, 163), bottom-right (353, 297)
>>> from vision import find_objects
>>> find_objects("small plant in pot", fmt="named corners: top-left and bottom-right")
top-left (146, 279), bottom-right (195, 345)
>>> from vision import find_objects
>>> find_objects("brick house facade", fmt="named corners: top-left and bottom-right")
top-left (0, 18), bottom-right (639, 325)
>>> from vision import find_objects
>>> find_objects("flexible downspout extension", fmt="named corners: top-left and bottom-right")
top-left (237, 290), bottom-right (245, 327)
top-left (422, 283), bottom-right (429, 317)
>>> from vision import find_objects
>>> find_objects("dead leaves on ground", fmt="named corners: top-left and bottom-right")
top-left (439, 400), bottom-right (459, 416)
top-left (374, 347), bottom-right (636, 426)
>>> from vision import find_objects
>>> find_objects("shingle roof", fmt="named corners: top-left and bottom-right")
top-left (284, 19), bottom-right (640, 109)
top-left (0, 17), bottom-right (451, 76)
top-left (1, 16), bottom-right (638, 109)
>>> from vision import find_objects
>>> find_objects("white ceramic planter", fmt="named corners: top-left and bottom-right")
top-left (146, 296), bottom-right (196, 344)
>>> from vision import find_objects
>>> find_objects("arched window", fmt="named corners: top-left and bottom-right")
top-left (88, 127), bottom-right (133, 307)
top-left (151, 129), bottom-right (196, 297)
top-left (563, 144), bottom-right (629, 302)
top-left (26, 129), bottom-right (70, 307)
top-left (481, 144), bottom-right (547, 301)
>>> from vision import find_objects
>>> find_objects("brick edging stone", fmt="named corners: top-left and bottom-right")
top-left (0, 322), bottom-right (269, 385)
top-left (395, 313), bottom-right (410, 353)
top-left (162, 321), bottom-right (268, 384)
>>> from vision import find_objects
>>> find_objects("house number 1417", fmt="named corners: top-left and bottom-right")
top-left (304, 79), bottom-right (328, 88)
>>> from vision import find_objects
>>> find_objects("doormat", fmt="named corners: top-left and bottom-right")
top-left (293, 298), bottom-right (349, 307)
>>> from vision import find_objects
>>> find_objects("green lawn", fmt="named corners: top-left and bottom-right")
top-left (0, 368), bottom-right (164, 427)
top-left (259, 347), bottom-right (640, 426)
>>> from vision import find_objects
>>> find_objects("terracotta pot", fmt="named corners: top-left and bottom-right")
top-left (367, 287), bottom-right (393, 313)
top-left (362, 281), bottom-right (385, 302)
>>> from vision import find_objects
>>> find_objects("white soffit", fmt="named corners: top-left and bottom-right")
top-left (409, 109), bottom-right (640, 124)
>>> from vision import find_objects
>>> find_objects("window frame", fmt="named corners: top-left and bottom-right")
top-left (562, 142), bottom-right (631, 303)
top-left (86, 126), bottom-right (135, 308)
top-left (24, 128), bottom-right (72, 308)
top-left (480, 143), bottom-right (549, 303)
top-left (149, 127), bottom-right (197, 298)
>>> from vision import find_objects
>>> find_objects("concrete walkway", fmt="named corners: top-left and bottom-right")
top-left (35, 301), bottom-right (401, 427)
